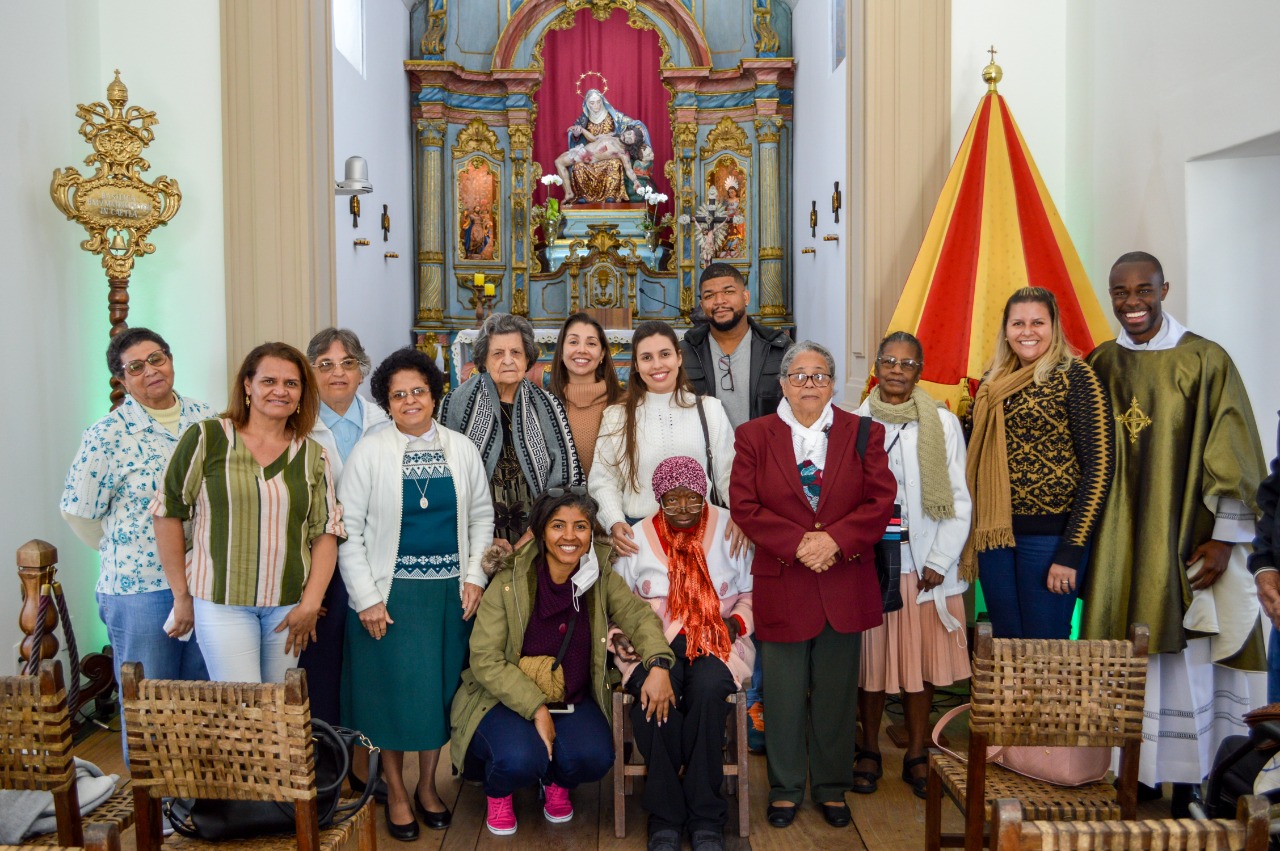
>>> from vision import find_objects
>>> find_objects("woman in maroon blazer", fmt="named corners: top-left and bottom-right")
top-left (730, 340), bottom-right (896, 830)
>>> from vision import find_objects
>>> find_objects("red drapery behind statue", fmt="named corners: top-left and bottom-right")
top-left (531, 9), bottom-right (672, 211)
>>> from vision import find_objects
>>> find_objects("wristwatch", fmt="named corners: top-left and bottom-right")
top-left (646, 656), bottom-right (673, 671)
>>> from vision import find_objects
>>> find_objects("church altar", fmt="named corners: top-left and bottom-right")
top-left (405, 0), bottom-right (795, 378)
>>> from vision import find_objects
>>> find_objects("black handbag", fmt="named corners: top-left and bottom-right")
top-left (164, 720), bottom-right (380, 841)
top-left (854, 415), bottom-right (904, 614)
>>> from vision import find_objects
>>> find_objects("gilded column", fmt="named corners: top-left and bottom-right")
top-left (507, 121), bottom-right (533, 316)
top-left (417, 120), bottom-right (446, 323)
top-left (755, 116), bottom-right (786, 317)
top-left (669, 122), bottom-right (700, 316)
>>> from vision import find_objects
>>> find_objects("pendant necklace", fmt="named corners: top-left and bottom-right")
top-left (410, 474), bottom-right (430, 510)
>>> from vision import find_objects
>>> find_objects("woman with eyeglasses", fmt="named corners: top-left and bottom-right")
top-left (851, 332), bottom-right (973, 799)
top-left (153, 342), bottom-right (344, 686)
top-left (439, 312), bottom-right (583, 548)
top-left (297, 327), bottom-right (390, 726)
top-left (961, 287), bottom-right (1114, 641)
top-left (337, 347), bottom-right (494, 840)
top-left (730, 340), bottom-right (896, 829)
top-left (611, 456), bottom-right (753, 850)
top-left (451, 489), bottom-right (673, 837)
top-left (548, 312), bottom-right (623, 476)
top-left (589, 321), bottom-right (743, 559)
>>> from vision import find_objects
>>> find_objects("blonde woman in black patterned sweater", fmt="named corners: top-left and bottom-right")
top-left (961, 287), bottom-right (1114, 639)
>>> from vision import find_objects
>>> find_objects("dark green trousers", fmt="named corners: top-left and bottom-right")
top-left (761, 623), bottom-right (861, 804)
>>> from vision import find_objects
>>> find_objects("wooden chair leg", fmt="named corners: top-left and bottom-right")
top-left (989, 799), bottom-right (1021, 851)
top-left (735, 694), bottom-right (749, 837)
top-left (925, 758), bottom-right (943, 851)
top-left (133, 788), bottom-right (162, 851)
top-left (613, 689), bottom-right (627, 838)
top-left (357, 802), bottom-right (377, 851)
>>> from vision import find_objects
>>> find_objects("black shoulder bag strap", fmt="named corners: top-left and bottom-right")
top-left (855, 413), bottom-right (872, 459)
top-left (695, 395), bottom-right (726, 507)
top-left (551, 608), bottom-right (580, 672)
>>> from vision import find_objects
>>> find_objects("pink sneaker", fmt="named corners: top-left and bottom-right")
top-left (485, 794), bottom-right (517, 835)
top-left (542, 782), bottom-right (574, 823)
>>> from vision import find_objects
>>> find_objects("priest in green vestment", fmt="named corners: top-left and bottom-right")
top-left (1082, 251), bottom-right (1267, 795)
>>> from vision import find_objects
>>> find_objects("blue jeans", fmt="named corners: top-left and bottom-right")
top-left (1269, 628), bottom-right (1280, 704)
top-left (98, 589), bottom-right (209, 757)
top-left (191, 598), bottom-right (296, 683)
top-left (464, 701), bottom-right (614, 798)
top-left (978, 535), bottom-right (1084, 639)
top-left (746, 635), bottom-right (764, 705)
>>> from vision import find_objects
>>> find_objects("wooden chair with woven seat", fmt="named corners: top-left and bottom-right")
top-left (119, 662), bottom-right (376, 851)
top-left (0, 661), bottom-right (134, 847)
top-left (611, 687), bottom-right (750, 838)
top-left (925, 622), bottom-right (1149, 851)
top-left (1, 822), bottom-right (123, 851)
top-left (988, 794), bottom-right (1271, 851)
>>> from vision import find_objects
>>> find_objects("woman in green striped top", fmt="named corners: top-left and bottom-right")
top-left (153, 342), bottom-right (345, 683)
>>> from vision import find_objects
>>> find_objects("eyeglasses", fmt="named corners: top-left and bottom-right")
top-left (389, 386), bottom-right (431, 402)
top-left (717, 354), bottom-right (734, 392)
top-left (314, 357), bottom-right (359, 373)
top-left (545, 486), bottom-right (589, 498)
top-left (122, 350), bottom-right (170, 376)
top-left (660, 496), bottom-right (705, 513)
top-left (784, 372), bottom-right (833, 388)
top-left (875, 356), bottom-right (922, 371)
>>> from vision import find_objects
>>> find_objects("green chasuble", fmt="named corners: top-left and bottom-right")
top-left (1082, 333), bottom-right (1266, 666)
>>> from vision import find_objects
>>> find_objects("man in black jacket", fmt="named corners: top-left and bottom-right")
top-left (1251, 413), bottom-right (1280, 702)
top-left (680, 262), bottom-right (792, 429)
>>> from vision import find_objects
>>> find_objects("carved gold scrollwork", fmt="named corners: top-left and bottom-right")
top-left (626, 8), bottom-right (673, 68)
top-left (49, 71), bottom-right (182, 283)
top-left (567, 0), bottom-right (635, 23)
top-left (452, 118), bottom-right (505, 160)
top-left (508, 123), bottom-right (533, 154)
top-left (418, 119), bottom-right (446, 146)
top-left (753, 0), bottom-right (781, 55)
top-left (700, 117), bottom-right (750, 159)
top-left (673, 122), bottom-right (699, 151)
top-left (421, 0), bottom-right (447, 57)
top-left (754, 116), bottom-right (783, 144)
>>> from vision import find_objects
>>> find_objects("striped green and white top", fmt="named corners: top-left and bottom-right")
top-left (152, 418), bottom-right (345, 607)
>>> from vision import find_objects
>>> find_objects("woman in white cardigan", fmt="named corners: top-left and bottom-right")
top-left (338, 348), bottom-right (494, 840)
top-left (589, 321), bottom-right (743, 557)
top-left (852, 332), bottom-right (972, 800)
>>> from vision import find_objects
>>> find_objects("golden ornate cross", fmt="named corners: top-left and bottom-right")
top-left (1116, 396), bottom-right (1152, 443)
top-left (988, 45), bottom-right (998, 64)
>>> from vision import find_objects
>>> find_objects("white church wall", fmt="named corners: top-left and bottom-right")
top-left (331, 0), bottom-right (414, 369)
top-left (791, 0), bottom-right (852, 402)
top-left (1186, 153), bottom-right (1280, 438)
top-left (0, 1), bottom-right (225, 669)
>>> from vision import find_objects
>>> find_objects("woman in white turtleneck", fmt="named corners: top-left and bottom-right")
top-left (589, 321), bottom-right (745, 557)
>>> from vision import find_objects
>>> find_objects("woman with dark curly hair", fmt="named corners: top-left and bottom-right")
top-left (338, 347), bottom-right (494, 840)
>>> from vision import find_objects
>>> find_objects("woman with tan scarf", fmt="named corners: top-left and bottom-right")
top-left (853, 332), bottom-right (973, 799)
top-left (612, 456), bottom-right (753, 851)
top-left (962, 287), bottom-right (1114, 640)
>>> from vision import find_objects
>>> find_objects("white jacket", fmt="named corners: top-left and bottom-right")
top-left (337, 423), bottom-right (494, 612)
top-left (309, 395), bottom-right (390, 485)
top-left (854, 400), bottom-right (972, 631)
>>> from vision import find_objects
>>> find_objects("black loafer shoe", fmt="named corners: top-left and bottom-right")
top-left (414, 795), bottom-right (451, 830)
top-left (385, 805), bottom-right (420, 842)
top-left (766, 803), bottom-right (797, 828)
top-left (647, 829), bottom-right (681, 851)
top-left (820, 803), bottom-right (851, 828)
top-left (690, 828), bottom-right (726, 850)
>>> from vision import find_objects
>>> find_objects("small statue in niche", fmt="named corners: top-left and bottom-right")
top-left (554, 88), bottom-right (654, 204)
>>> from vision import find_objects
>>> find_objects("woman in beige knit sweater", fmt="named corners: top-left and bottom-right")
top-left (549, 313), bottom-right (622, 475)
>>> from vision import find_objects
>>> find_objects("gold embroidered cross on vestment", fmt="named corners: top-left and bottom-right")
top-left (1116, 396), bottom-right (1152, 443)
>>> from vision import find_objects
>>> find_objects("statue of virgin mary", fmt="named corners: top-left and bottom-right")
top-left (553, 88), bottom-right (654, 204)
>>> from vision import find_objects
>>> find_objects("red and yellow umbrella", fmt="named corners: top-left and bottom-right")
top-left (879, 62), bottom-right (1112, 411)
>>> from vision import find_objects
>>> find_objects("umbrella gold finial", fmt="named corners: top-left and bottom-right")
top-left (982, 45), bottom-right (1002, 93)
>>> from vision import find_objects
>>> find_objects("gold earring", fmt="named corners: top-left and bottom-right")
top-left (244, 394), bottom-right (250, 408)
top-left (295, 405), bottom-right (301, 414)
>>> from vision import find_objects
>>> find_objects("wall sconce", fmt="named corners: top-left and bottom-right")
top-left (336, 156), bottom-right (372, 229)
top-left (809, 201), bottom-right (817, 238)
top-left (832, 181), bottom-right (842, 224)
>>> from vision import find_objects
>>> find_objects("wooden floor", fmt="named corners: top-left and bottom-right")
top-left (75, 704), bottom-right (1170, 850)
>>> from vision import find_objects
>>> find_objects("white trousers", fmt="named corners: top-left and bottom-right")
top-left (192, 598), bottom-right (297, 684)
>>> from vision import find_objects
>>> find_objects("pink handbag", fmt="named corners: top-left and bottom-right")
top-left (931, 704), bottom-right (1112, 787)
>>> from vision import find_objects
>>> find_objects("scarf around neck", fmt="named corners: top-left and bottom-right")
top-left (655, 510), bottom-right (730, 662)
top-left (867, 385), bottom-right (955, 521)
top-left (776, 398), bottom-right (834, 469)
top-left (959, 364), bottom-right (1038, 581)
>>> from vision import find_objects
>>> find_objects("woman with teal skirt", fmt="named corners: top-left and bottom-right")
top-left (338, 348), bottom-right (494, 841)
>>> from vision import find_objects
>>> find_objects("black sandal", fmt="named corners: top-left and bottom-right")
top-left (902, 754), bottom-right (929, 799)
top-left (852, 749), bottom-right (883, 794)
